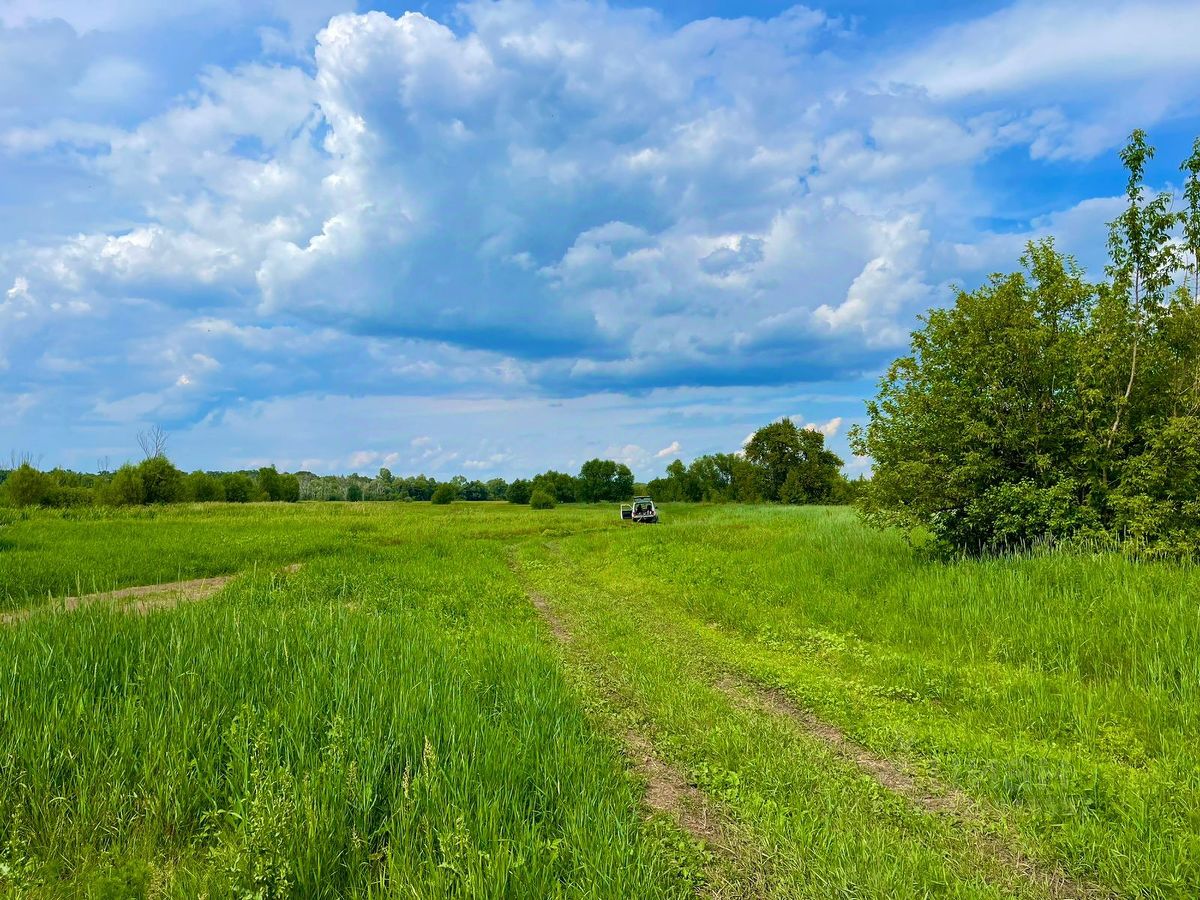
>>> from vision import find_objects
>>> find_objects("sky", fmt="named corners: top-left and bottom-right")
top-left (3, 0), bottom-right (1200, 480)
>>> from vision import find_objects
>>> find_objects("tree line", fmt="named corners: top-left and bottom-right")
top-left (1, 419), bottom-right (855, 509)
top-left (852, 130), bottom-right (1200, 557)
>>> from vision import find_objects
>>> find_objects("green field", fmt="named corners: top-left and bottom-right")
top-left (1, 502), bottom-right (1197, 897)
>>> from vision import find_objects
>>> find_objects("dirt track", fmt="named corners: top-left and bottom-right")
top-left (2, 564), bottom-right (301, 625)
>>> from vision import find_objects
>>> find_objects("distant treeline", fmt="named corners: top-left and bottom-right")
top-left (853, 130), bottom-right (1200, 557)
top-left (1, 419), bottom-right (859, 509)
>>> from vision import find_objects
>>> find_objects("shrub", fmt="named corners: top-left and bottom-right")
top-left (0, 464), bottom-right (50, 507)
top-left (222, 473), bottom-right (254, 503)
top-left (135, 456), bottom-right (183, 504)
top-left (184, 471), bottom-right (225, 502)
top-left (103, 465), bottom-right (146, 506)
top-left (530, 490), bottom-right (555, 510)
top-left (430, 484), bottom-right (455, 505)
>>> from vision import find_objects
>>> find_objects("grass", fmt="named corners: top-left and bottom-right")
top-left (0, 501), bottom-right (1196, 897)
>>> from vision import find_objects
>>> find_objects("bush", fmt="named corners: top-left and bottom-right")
top-left (222, 473), bottom-right (254, 503)
top-left (135, 456), bottom-right (183, 504)
top-left (430, 484), bottom-right (455, 505)
top-left (0, 464), bottom-right (50, 507)
top-left (103, 465), bottom-right (146, 506)
top-left (530, 490), bottom-right (555, 510)
top-left (184, 471), bottom-right (225, 502)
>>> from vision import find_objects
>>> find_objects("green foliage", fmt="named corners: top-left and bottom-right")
top-left (184, 471), bottom-right (225, 502)
top-left (345, 483), bottom-right (363, 502)
top-left (531, 470), bottom-right (578, 502)
top-left (778, 468), bottom-right (805, 505)
top-left (0, 464), bottom-right (49, 507)
top-left (430, 483), bottom-right (455, 505)
top-left (529, 489), bottom-right (555, 509)
top-left (506, 479), bottom-right (532, 505)
top-left (257, 466), bottom-right (283, 501)
top-left (103, 465), bottom-right (146, 506)
top-left (577, 459), bottom-right (634, 502)
top-left (854, 130), bottom-right (1200, 556)
top-left (222, 473), bottom-right (255, 503)
top-left (744, 419), bottom-right (844, 503)
top-left (135, 456), bottom-right (183, 504)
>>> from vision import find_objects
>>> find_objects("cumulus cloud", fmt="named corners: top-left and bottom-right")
top-left (655, 440), bottom-right (682, 458)
top-left (2, 0), bottom-right (1197, 472)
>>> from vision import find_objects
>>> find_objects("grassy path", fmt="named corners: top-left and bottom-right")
top-left (513, 539), bottom-right (1086, 899)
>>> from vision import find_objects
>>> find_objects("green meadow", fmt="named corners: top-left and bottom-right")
top-left (1, 502), bottom-right (1197, 897)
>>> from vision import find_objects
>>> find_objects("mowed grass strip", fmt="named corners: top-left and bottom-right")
top-left (0, 521), bottom-right (694, 897)
top-left (537, 504), bottom-right (1200, 897)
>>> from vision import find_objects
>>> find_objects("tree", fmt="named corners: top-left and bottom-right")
top-left (184, 470), bottom-right (224, 502)
top-left (136, 425), bottom-right (169, 460)
top-left (779, 468), bottom-right (805, 505)
top-left (104, 465), bottom-right (146, 506)
top-left (485, 478), bottom-right (509, 500)
top-left (744, 420), bottom-right (803, 501)
top-left (136, 456), bottom-right (183, 504)
top-left (852, 132), bottom-right (1200, 558)
top-left (744, 419), bottom-right (843, 503)
top-left (531, 470), bottom-right (578, 502)
top-left (507, 479), bottom-right (532, 504)
top-left (0, 464), bottom-right (49, 507)
top-left (346, 483), bottom-right (364, 502)
top-left (577, 459), bottom-right (634, 502)
top-left (431, 483), bottom-right (455, 505)
top-left (279, 474), bottom-right (301, 502)
top-left (222, 472), bottom-right (254, 503)
top-left (258, 466), bottom-right (284, 501)
top-left (461, 479), bottom-right (489, 501)
top-left (530, 489), bottom-right (555, 509)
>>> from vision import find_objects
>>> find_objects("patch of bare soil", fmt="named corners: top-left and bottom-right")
top-left (718, 676), bottom-right (1109, 900)
top-left (2, 563), bottom-right (302, 625)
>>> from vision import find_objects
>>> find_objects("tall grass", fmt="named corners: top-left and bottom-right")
top-left (3, 502), bottom-right (1197, 896)
top-left (541, 504), bottom-right (1200, 895)
top-left (0, 516), bottom-right (689, 897)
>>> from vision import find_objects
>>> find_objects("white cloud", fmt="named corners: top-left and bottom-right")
top-left (805, 416), bottom-right (842, 437)
top-left (889, 0), bottom-right (1200, 99)
top-left (655, 440), bottom-right (682, 458)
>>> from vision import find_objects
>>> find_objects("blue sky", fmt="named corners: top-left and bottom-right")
top-left (3, 0), bottom-right (1200, 480)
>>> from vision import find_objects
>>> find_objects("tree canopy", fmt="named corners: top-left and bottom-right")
top-left (851, 130), bottom-right (1200, 556)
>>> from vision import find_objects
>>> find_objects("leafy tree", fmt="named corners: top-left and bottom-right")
top-left (531, 470), bottom-right (578, 502)
top-left (485, 478), bottom-right (509, 500)
top-left (577, 459), bottom-right (634, 502)
top-left (257, 466), bottom-right (283, 501)
top-left (744, 419), bottom-right (843, 503)
top-left (461, 479), bottom-right (489, 501)
top-left (852, 129), bottom-right (1200, 556)
top-left (346, 483), bottom-right (364, 502)
top-left (279, 473), bottom-right (300, 502)
top-left (530, 489), bottom-right (555, 509)
top-left (430, 483), bottom-right (455, 505)
top-left (105, 465), bottom-right (146, 506)
top-left (184, 470), bottom-right (224, 502)
top-left (779, 468), bottom-right (806, 505)
top-left (0, 464), bottom-right (49, 507)
top-left (221, 472), bottom-right (254, 503)
top-left (507, 479), bottom-right (532, 505)
top-left (135, 456), bottom-right (183, 504)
